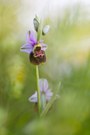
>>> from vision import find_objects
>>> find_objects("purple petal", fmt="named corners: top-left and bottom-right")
top-left (26, 31), bottom-right (37, 46)
top-left (46, 90), bottom-right (53, 97)
top-left (28, 92), bottom-right (37, 103)
top-left (39, 79), bottom-right (48, 92)
top-left (20, 43), bottom-right (33, 54)
top-left (46, 90), bottom-right (53, 101)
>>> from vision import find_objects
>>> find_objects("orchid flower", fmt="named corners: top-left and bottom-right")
top-left (20, 31), bottom-right (47, 65)
top-left (29, 79), bottom-right (53, 103)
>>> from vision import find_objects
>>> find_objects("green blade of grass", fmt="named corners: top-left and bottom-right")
top-left (40, 82), bottom-right (61, 118)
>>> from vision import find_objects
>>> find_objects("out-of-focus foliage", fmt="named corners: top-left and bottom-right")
top-left (0, 1), bottom-right (90, 135)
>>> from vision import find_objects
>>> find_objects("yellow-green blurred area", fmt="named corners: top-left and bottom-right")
top-left (0, 0), bottom-right (90, 135)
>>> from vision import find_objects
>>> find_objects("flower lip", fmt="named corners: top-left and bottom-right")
top-left (34, 50), bottom-right (44, 58)
top-left (29, 51), bottom-right (46, 65)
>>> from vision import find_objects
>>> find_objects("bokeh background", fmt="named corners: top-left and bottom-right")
top-left (0, 0), bottom-right (90, 135)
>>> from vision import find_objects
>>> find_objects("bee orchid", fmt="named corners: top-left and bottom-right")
top-left (20, 31), bottom-right (47, 65)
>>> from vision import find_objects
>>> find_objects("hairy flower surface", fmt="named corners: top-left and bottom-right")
top-left (29, 79), bottom-right (53, 103)
top-left (20, 31), bottom-right (47, 65)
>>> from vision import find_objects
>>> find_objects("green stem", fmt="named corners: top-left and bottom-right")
top-left (36, 65), bottom-right (41, 115)
top-left (36, 18), bottom-right (43, 115)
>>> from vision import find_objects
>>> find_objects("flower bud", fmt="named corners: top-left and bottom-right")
top-left (33, 16), bottom-right (40, 32)
top-left (42, 25), bottom-right (50, 35)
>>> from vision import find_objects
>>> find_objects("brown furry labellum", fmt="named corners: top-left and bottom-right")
top-left (29, 46), bottom-right (46, 65)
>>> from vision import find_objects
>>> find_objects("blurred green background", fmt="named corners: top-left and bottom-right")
top-left (0, 0), bottom-right (90, 135)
